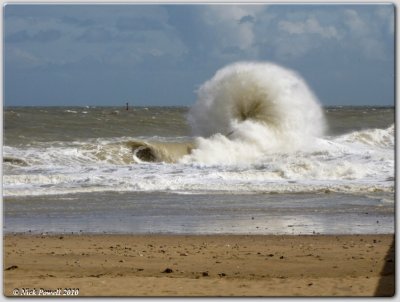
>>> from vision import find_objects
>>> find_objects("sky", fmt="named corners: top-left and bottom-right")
top-left (3, 3), bottom-right (395, 107)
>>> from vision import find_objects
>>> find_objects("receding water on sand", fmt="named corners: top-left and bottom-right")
top-left (4, 191), bottom-right (394, 235)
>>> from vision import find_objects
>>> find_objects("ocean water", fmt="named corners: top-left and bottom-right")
top-left (3, 63), bottom-right (395, 235)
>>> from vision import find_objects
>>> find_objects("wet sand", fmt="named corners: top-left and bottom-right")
top-left (3, 234), bottom-right (395, 297)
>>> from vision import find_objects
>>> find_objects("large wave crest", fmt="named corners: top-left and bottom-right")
top-left (183, 62), bottom-right (326, 164)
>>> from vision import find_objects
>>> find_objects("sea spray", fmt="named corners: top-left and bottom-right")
top-left (182, 62), bottom-right (326, 164)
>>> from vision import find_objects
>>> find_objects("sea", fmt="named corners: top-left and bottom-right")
top-left (2, 63), bottom-right (395, 235)
top-left (3, 105), bottom-right (394, 235)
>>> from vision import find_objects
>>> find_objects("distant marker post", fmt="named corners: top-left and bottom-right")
top-left (126, 102), bottom-right (129, 111)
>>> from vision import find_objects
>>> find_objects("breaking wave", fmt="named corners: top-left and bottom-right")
top-left (182, 62), bottom-right (326, 164)
top-left (2, 62), bottom-right (394, 197)
top-left (3, 124), bottom-right (394, 197)
top-left (127, 140), bottom-right (193, 163)
top-left (3, 138), bottom-right (193, 167)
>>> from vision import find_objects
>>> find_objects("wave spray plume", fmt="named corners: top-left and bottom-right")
top-left (183, 62), bottom-right (326, 164)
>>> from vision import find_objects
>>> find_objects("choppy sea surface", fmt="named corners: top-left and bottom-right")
top-left (3, 105), bottom-right (394, 235)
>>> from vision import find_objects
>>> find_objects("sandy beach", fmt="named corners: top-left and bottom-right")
top-left (3, 234), bottom-right (394, 297)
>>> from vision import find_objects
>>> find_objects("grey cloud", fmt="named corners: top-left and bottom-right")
top-left (3, 4), bottom-right (395, 107)
top-left (5, 30), bottom-right (30, 43)
top-left (35, 30), bottom-right (62, 42)
top-left (76, 27), bottom-right (113, 43)
top-left (238, 15), bottom-right (255, 24)
top-left (61, 16), bottom-right (95, 27)
top-left (76, 27), bottom-right (147, 44)
top-left (116, 17), bottom-right (165, 31)
top-left (6, 29), bottom-right (61, 43)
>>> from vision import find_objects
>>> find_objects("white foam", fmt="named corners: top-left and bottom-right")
top-left (336, 124), bottom-right (394, 148)
top-left (183, 62), bottom-right (326, 165)
top-left (3, 127), bottom-right (395, 197)
top-left (3, 126), bottom-right (394, 197)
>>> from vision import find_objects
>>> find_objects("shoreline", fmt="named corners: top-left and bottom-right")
top-left (4, 191), bottom-right (395, 236)
top-left (3, 233), bottom-right (395, 296)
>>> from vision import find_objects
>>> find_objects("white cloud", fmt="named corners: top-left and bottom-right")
top-left (278, 17), bottom-right (340, 39)
top-left (272, 14), bottom-right (341, 59)
top-left (375, 5), bottom-right (395, 34)
top-left (200, 5), bottom-right (266, 56)
top-left (344, 9), bottom-right (369, 36)
top-left (270, 7), bottom-right (392, 61)
top-left (343, 8), bottom-right (388, 60)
